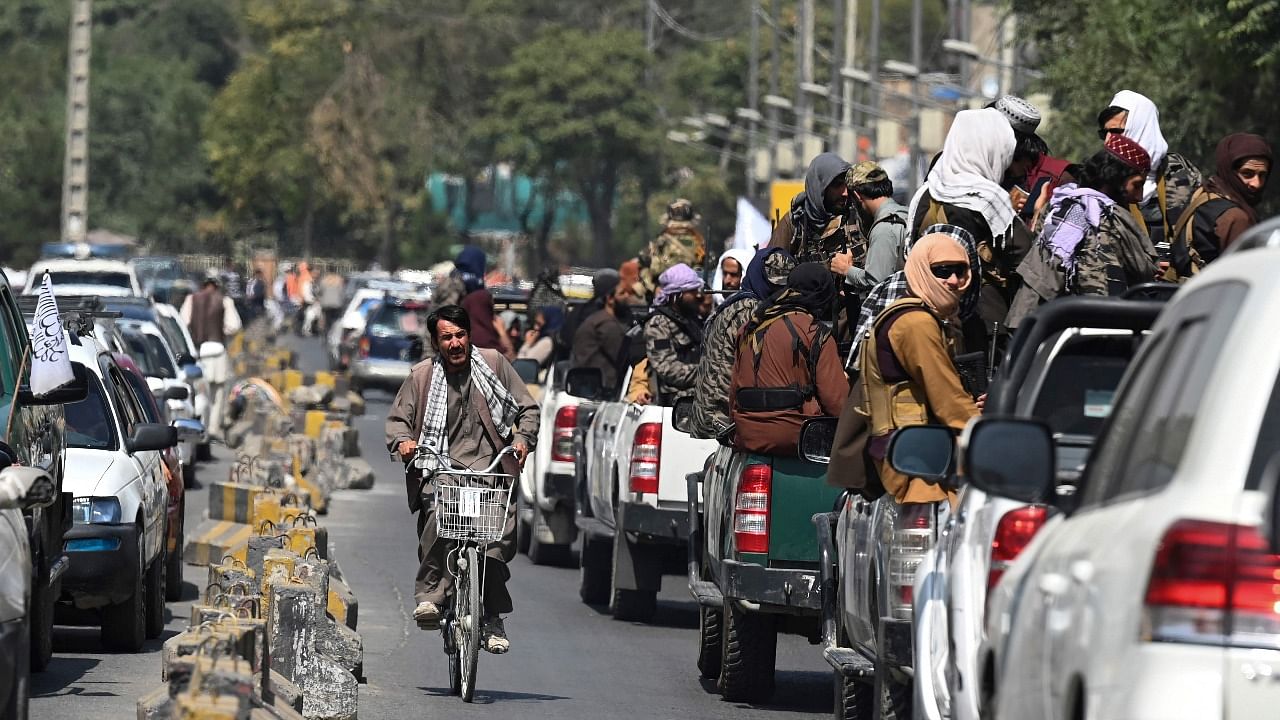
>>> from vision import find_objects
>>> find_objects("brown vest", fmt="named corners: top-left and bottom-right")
top-left (189, 288), bottom-right (226, 346)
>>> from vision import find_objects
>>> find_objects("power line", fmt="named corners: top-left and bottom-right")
top-left (649, 0), bottom-right (741, 43)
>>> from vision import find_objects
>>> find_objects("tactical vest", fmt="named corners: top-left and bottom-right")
top-left (789, 195), bottom-right (864, 266)
top-left (1167, 187), bottom-right (1237, 280)
top-left (857, 298), bottom-right (946, 438)
top-left (735, 313), bottom-right (830, 412)
top-left (644, 306), bottom-right (702, 405)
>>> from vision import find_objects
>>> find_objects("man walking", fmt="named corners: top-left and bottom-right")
top-left (181, 271), bottom-right (242, 438)
top-left (386, 305), bottom-right (539, 654)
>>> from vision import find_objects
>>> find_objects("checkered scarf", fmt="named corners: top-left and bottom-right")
top-left (417, 347), bottom-right (519, 470)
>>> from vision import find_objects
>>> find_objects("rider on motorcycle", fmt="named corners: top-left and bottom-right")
top-left (386, 304), bottom-right (540, 654)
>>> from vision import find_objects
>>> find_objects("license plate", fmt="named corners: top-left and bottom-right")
top-left (459, 487), bottom-right (482, 518)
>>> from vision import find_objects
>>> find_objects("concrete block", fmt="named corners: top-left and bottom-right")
top-left (337, 458), bottom-right (374, 491)
top-left (185, 518), bottom-right (252, 567)
top-left (136, 684), bottom-right (172, 720)
top-left (327, 576), bottom-right (358, 631)
top-left (247, 535), bottom-right (285, 579)
top-left (265, 581), bottom-right (358, 720)
top-left (209, 482), bottom-right (266, 524)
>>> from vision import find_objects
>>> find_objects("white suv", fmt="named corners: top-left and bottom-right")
top-left (966, 222), bottom-right (1280, 720)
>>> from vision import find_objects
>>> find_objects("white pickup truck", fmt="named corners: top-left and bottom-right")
top-left (567, 365), bottom-right (717, 621)
top-left (514, 360), bottom-right (580, 566)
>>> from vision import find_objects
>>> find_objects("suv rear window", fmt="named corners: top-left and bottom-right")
top-left (368, 304), bottom-right (428, 337)
top-left (1031, 335), bottom-right (1138, 438)
top-left (48, 271), bottom-right (132, 288)
top-left (65, 375), bottom-right (117, 450)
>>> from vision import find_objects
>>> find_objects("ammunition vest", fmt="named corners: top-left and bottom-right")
top-left (857, 298), bottom-right (946, 438)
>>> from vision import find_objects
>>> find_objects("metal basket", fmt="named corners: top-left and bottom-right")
top-left (432, 472), bottom-right (514, 543)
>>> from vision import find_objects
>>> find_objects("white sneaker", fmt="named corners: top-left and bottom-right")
top-left (414, 601), bottom-right (442, 629)
top-left (482, 616), bottom-right (509, 654)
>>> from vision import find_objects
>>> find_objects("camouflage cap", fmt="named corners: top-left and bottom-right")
top-left (763, 250), bottom-right (797, 285)
top-left (846, 161), bottom-right (889, 189)
top-left (664, 198), bottom-right (697, 223)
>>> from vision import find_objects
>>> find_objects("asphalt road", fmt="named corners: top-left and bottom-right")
top-left (33, 335), bottom-right (834, 719)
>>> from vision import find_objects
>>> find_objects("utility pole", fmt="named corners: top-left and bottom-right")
top-left (869, 0), bottom-right (881, 128)
top-left (842, 0), bottom-right (858, 130)
top-left (910, 0), bottom-right (923, 185)
top-left (768, 0), bottom-right (780, 187)
top-left (830, 0), bottom-right (845, 139)
top-left (796, 0), bottom-right (814, 169)
top-left (748, 1), bottom-right (760, 202)
top-left (645, 0), bottom-right (656, 53)
top-left (61, 0), bottom-right (92, 245)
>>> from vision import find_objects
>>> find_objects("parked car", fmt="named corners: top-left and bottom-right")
top-left (22, 258), bottom-right (142, 297)
top-left (516, 360), bottom-right (581, 565)
top-left (907, 296), bottom-right (1165, 720)
top-left (349, 296), bottom-right (430, 396)
top-left (131, 256), bottom-right (194, 306)
top-left (59, 336), bottom-right (178, 651)
top-left (968, 234), bottom-right (1280, 720)
top-left (326, 287), bottom-right (384, 371)
top-left (103, 297), bottom-right (208, 440)
top-left (117, 319), bottom-right (201, 487)
top-left (0, 460), bottom-right (58, 719)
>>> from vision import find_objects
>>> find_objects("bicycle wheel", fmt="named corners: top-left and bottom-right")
top-left (444, 615), bottom-right (461, 696)
top-left (458, 544), bottom-right (482, 702)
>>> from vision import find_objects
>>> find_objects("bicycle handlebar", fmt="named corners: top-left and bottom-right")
top-left (411, 444), bottom-right (517, 475)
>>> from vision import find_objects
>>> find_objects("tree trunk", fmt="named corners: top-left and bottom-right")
top-left (580, 169), bottom-right (617, 266)
top-left (300, 187), bottom-right (316, 259)
top-left (379, 201), bottom-right (398, 270)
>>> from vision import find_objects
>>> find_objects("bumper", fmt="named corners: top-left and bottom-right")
top-left (61, 523), bottom-right (140, 608)
top-left (722, 558), bottom-right (821, 612)
top-left (351, 358), bottom-right (412, 389)
top-left (1093, 643), bottom-right (1229, 720)
top-left (542, 472), bottom-right (574, 504)
top-left (619, 501), bottom-right (688, 543)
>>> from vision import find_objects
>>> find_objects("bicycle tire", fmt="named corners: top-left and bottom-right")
top-left (445, 618), bottom-right (461, 695)
top-left (459, 545), bottom-right (481, 702)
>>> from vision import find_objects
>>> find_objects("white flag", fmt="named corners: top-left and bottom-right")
top-left (29, 273), bottom-right (74, 397)
top-left (733, 197), bottom-right (773, 250)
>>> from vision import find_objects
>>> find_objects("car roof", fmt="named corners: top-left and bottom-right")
top-left (28, 258), bottom-right (135, 273)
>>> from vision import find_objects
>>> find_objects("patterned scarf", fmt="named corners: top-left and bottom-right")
top-left (1038, 184), bottom-right (1115, 280)
top-left (417, 347), bottom-right (519, 471)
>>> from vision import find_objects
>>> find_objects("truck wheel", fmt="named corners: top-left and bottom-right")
top-left (611, 587), bottom-right (657, 622)
top-left (197, 442), bottom-right (212, 462)
top-left (102, 541), bottom-right (146, 652)
top-left (528, 510), bottom-right (571, 567)
top-left (578, 534), bottom-right (611, 604)
top-left (834, 670), bottom-right (873, 720)
top-left (28, 577), bottom-right (53, 672)
top-left (697, 606), bottom-right (723, 679)
top-left (144, 549), bottom-right (167, 639)
top-left (879, 672), bottom-right (913, 720)
top-left (165, 511), bottom-right (185, 602)
top-left (717, 598), bottom-right (777, 703)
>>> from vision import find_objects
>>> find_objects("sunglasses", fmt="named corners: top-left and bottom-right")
top-left (1097, 126), bottom-right (1125, 141)
top-left (930, 263), bottom-right (970, 280)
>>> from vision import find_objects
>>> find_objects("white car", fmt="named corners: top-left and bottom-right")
top-left (970, 227), bottom-right (1280, 720)
top-left (60, 337), bottom-right (177, 651)
top-left (23, 258), bottom-right (143, 297)
top-left (116, 319), bottom-right (200, 486)
top-left (0, 462), bottom-right (57, 718)
top-left (326, 288), bottom-right (385, 370)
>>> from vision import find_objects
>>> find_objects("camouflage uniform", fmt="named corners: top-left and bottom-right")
top-left (639, 200), bottom-right (707, 298)
top-left (643, 307), bottom-right (703, 405)
top-left (1132, 152), bottom-right (1203, 254)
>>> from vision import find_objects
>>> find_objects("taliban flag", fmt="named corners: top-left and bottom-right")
top-left (29, 273), bottom-right (74, 396)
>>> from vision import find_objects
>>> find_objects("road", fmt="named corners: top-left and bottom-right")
top-left (33, 335), bottom-right (833, 719)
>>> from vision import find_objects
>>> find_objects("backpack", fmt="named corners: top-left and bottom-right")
top-left (735, 313), bottom-right (831, 412)
top-left (1167, 187), bottom-right (1237, 280)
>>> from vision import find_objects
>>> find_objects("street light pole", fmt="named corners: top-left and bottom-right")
top-left (61, 0), bottom-right (92, 245)
top-left (748, 2), bottom-right (760, 202)
top-left (910, 0), bottom-right (923, 185)
top-left (768, 0), bottom-right (781, 187)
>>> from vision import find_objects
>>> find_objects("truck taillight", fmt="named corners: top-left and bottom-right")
top-left (888, 504), bottom-right (935, 620)
top-left (734, 464), bottom-right (772, 554)
top-left (552, 406), bottom-right (578, 463)
top-left (987, 506), bottom-right (1049, 593)
top-left (628, 422), bottom-right (662, 494)
top-left (1142, 520), bottom-right (1280, 649)
top-left (358, 336), bottom-right (370, 359)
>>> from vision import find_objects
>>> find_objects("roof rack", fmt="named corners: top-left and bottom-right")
top-left (16, 294), bottom-right (123, 338)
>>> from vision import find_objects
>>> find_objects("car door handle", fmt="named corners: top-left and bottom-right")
top-left (1037, 573), bottom-right (1070, 598)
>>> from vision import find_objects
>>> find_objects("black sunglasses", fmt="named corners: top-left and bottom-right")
top-left (1097, 127), bottom-right (1125, 141)
top-left (930, 263), bottom-right (969, 280)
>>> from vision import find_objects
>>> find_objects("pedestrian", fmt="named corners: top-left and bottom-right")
top-left (857, 232), bottom-right (981, 504)
top-left (385, 304), bottom-right (539, 654)
top-left (1006, 134), bottom-right (1159, 328)
top-left (569, 273), bottom-right (629, 395)
top-left (643, 264), bottom-right (705, 405)
top-left (690, 247), bottom-right (796, 440)
top-left (729, 262), bottom-right (849, 456)
top-left (831, 161), bottom-right (908, 295)
top-left (318, 270), bottom-right (346, 334)
top-left (245, 268), bottom-right (267, 324)
top-left (518, 306), bottom-right (564, 368)
top-left (180, 271), bottom-right (242, 438)
top-left (1169, 132), bottom-right (1272, 274)
top-left (638, 199), bottom-right (707, 300)
top-left (1098, 90), bottom-right (1203, 253)
top-left (452, 245), bottom-right (515, 358)
top-left (769, 152), bottom-right (857, 267)
top-left (711, 248), bottom-right (753, 303)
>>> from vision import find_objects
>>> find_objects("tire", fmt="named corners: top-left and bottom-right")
top-left (183, 462), bottom-right (197, 489)
top-left (697, 605), bottom-right (723, 679)
top-left (578, 534), bottom-right (611, 604)
top-left (144, 548), bottom-right (167, 639)
top-left (28, 566), bottom-right (54, 672)
top-left (165, 511), bottom-right (185, 602)
top-left (8, 613), bottom-right (30, 720)
top-left (609, 545), bottom-right (657, 622)
top-left (101, 539), bottom-right (146, 652)
top-left (528, 510), bottom-right (570, 567)
top-left (879, 672), bottom-right (913, 720)
top-left (515, 492), bottom-right (531, 556)
top-left (717, 598), bottom-right (777, 703)
top-left (457, 545), bottom-right (481, 703)
top-left (834, 670), bottom-right (873, 720)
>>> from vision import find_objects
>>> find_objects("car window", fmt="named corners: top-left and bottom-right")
top-left (144, 336), bottom-right (178, 378)
top-left (65, 374), bottom-right (118, 450)
top-left (356, 297), bottom-right (380, 317)
top-left (107, 367), bottom-right (145, 434)
top-left (119, 371), bottom-right (162, 423)
top-left (156, 314), bottom-right (190, 356)
top-left (368, 304), bottom-right (428, 337)
top-left (1081, 282), bottom-right (1247, 506)
top-left (47, 271), bottom-right (132, 288)
top-left (1030, 335), bottom-right (1139, 438)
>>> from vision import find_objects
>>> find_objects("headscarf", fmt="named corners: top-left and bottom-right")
top-left (800, 152), bottom-right (853, 230)
top-left (920, 108), bottom-right (1017, 239)
top-left (711, 247), bottom-right (795, 321)
top-left (1109, 90), bottom-right (1169, 203)
top-left (1038, 184), bottom-right (1117, 278)
top-left (712, 248), bottom-right (755, 296)
top-left (537, 305), bottom-right (565, 340)
top-left (454, 245), bottom-right (487, 294)
top-left (1206, 133), bottom-right (1273, 224)
top-left (904, 232), bottom-right (971, 319)
top-left (854, 224), bottom-right (982, 355)
top-left (741, 262), bottom-right (838, 340)
top-left (653, 263), bottom-right (704, 306)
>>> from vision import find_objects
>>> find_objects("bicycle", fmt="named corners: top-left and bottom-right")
top-left (410, 444), bottom-right (517, 702)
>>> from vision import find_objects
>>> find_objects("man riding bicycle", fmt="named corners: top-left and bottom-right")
top-left (386, 304), bottom-right (539, 654)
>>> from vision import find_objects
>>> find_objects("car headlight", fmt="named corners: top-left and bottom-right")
top-left (72, 497), bottom-right (123, 524)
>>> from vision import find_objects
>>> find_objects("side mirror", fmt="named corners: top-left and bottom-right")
top-left (19, 362), bottom-right (90, 406)
top-left (164, 385), bottom-right (190, 401)
top-left (127, 422), bottom-right (178, 453)
top-left (175, 352), bottom-right (197, 367)
top-left (0, 466), bottom-right (56, 510)
top-left (963, 417), bottom-right (1056, 504)
top-left (511, 358), bottom-right (541, 386)
top-left (671, 397), bottom-right (696, 435)
top-left (182, 364), bottom-right (204, 382)
top-left (564, 367), bottom-right (604, 400)
top-left (172, 417), bottom-right (206, 441)
top-left (799, 417), bottom-right (839, 464)
top-left (888, 425), bottom-right (956, 485)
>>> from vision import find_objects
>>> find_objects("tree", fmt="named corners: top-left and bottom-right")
top-left (486, 28), bottom-right (663, 265)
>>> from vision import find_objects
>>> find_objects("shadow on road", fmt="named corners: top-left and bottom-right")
top-left (418, 686), bottom-right (571, 705)
top-left (583, 597), bottom-right (700, 630)
top-left (30, 656), bottom-right (103, 698)
top-left (698, 670), bottom-right (833, 715)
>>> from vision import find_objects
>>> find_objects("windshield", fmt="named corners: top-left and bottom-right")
top-left (47, 271), bottom-right (132, 288)
top-left (356, 297), bottom-right (381, 318)
top-left (132, 260), bottom-right (183, 283)
top-left (123, 332), bottom-right (175, 379)
top-left (1031, 335), bottom-right (1139, 438)
top-left (144, 336), bottom-right (178, 378)
top-left (65, 375), bottom-right (117, 450)
top-left (368, 304), bottom-right (429, 338)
